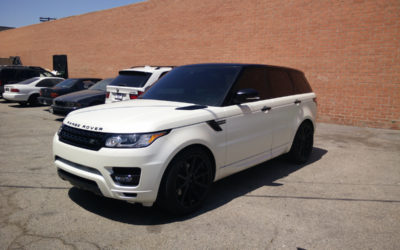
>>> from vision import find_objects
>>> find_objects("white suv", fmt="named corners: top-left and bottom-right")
top-left (105, 66), bottom-right (173, 103)
top-left (53, 64), bottom-right (317, 214)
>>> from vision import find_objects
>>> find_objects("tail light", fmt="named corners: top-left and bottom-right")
top-left (50, 92), bottom-right (59, 98)
top-left (11, 88), bottom-right (19, 93)
top-left (106, 92), bottom-right (110, 98)
top-left (129, 91), bottom-right (143, 100)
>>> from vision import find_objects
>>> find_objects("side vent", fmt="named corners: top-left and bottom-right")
top-left (206, 120), bottom-right (226, 132)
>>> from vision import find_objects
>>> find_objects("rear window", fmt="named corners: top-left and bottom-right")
top-left (90, 78), bottom-right (114, 91)
top-left (1, 69), bottom-right (16, 80)
top-left (289, 71), bottom-right (312, 94)
top-left (109, 71), bottom-right (151, 88)
top-left (17, 77), bottom-right (39, 85)
top-left (39, 70), bottom-right (54, 77)
top-left (267, 69), bottom-right (295, 98)
top-left (55, 79), bottom-right (79, 88)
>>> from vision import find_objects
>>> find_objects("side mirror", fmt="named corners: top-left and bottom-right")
top-left (233, 88), bottom-right (260, 104)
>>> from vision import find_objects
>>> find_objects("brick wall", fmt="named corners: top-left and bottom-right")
top-left (0, 0), bottom-right (399, 129)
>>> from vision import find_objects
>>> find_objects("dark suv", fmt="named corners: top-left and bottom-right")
top-left (0, 66), bottom-right (54, 97)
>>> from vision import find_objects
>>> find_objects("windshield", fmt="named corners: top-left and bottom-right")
top-left (109, 71), bottom-right (151, 88)
top-left (55, 79), bottom-right (79, 88)
top-left (89, 78), bottom-right (114, 91)
top-left (17, 77), bottom-right (40, 85)
top-left (141, 66), bottom-right (241, 106)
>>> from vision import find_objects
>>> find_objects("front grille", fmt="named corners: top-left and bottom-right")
top-left (55, 100), bottom-right (67, 106)
top-left (58, 125), bottom-right (107, 150)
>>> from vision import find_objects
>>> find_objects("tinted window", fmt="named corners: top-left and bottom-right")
top-left (141, 66), bottom-right (241, 106)
top-left (2, 69), bottom-right (16, 81)
top-left (158, 71), bottom-right (169, 80)
top-left (36, 79), bottom-right (56, 87)
top-left (22, 70), bottom-right (39, 79)
top-left (52, 79), bottom-right (64, 85)
top-left (16, 77), bottom-right (39, 85)
top-left (90, 78), bottom-right (114, 91)
top-left (267, 69), bottom-right (294, 98)
top-left (82, 80), bottom-right (96, 89)
top-left (109, 71), bottom-right (151, 88)
top-left (55, 79), bottom-right (79, 88)
top-left (230, 67), bottom-right (271, 101)
top-left (289, 71), bottom-right (312, 94)
top-left (39, 70), bottom-right (54, 77)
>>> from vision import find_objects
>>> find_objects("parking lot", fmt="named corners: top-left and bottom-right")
top-left (0, 100), bottom-right (399, 250)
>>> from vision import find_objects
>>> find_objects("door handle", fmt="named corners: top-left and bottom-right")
top-left (261, 106), bottom-right (271, 112)
top-left (294, 100), bottom-right (301, 105)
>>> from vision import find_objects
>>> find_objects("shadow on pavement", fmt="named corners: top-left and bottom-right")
top-left (68, 147), bottom-right (328, 225)
top-left (8, 103), bottom-right (44, 108)
top-left (54, 117), bottom-right (64, 122)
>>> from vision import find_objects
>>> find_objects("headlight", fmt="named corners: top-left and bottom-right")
top-left (66, 102), bottom-right (81, 107)
top-left (105, 131), bottom-right (170, 148)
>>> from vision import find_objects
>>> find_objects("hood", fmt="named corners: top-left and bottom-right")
top-left (63, 99), bottom-right (223, 133)
top-left (54, 89), bottom-right (104, 102)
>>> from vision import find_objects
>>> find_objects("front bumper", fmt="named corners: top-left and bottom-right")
top-left (38, 97), bottom-right (54, 105)
top-left (51, 105), bottom-right (78, 115)
top-left (53, 134), bottom-right (169, 205)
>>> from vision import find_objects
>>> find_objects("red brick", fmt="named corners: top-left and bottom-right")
top-left (0, 0), bottom-right (399, 129)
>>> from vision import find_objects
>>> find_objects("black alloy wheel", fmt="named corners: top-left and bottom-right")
top-left (158, 147), bottom-right (214, 215)
top-left (289, 121), bottom-right (314, 164)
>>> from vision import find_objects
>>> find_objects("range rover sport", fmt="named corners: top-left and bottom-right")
top-left (53, 63), bottom-right (317, 215)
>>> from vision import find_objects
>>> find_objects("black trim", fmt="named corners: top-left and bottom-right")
top-left (58, 125), bottom-right (107, 151)
top-left (206, 120), bottom-right (225, 132)
top-left (176, 105), bottom-right (208, 110)
top-left (261, 106), bottom-right (271, 112)
top-left (57, 168), bottom-right (102, 196)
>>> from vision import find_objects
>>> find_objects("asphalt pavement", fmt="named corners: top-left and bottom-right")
top-left (0, 100), bottom-right (399, 249)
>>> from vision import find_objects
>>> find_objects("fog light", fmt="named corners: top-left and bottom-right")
top-left (115, 175), bottom-right (134, 183)
top-left (111, 167), bottom-right (141, 186)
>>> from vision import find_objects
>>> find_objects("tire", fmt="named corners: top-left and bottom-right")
top-left (158, 147), bottom-right (214, 215)
top-left (27, 94), bottom-right (39, 106)
top-left (289, 121), bottom-right (314, 164)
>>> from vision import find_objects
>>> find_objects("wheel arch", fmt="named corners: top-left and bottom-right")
top-left (156, 143), bottom-right (217, 203)
top-left (289, 117), bottom-right (315, 152)
top-left (162, 143), bottom-right (216, 182)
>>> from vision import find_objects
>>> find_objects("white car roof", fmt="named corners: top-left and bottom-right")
top-left (120, 66), bottom-right (173, 73)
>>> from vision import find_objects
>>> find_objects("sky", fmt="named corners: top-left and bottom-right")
top-left (0, 0), bottom-right (144, 28)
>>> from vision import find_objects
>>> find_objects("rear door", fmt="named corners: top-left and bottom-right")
top-left (266, 69), bottom-right (299, 156)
